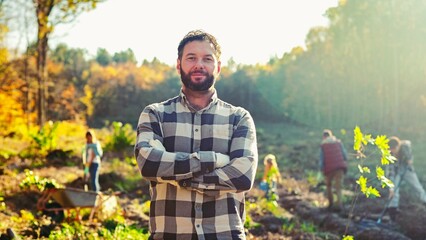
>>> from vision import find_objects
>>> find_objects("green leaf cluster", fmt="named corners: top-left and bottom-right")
top-left (29, 121), bottom-right (60, 155)
top-left (0, 196), bottom-right (6, 211)
top-left (353, 126), bottom-right (396, 198)
top-left (19, 169), bottom-right (62, 192)
top-left (105, 122), bottom-right (134, 152)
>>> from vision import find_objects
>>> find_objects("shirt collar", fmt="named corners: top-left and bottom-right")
top-left (179, 88), bottom-right (218, 111)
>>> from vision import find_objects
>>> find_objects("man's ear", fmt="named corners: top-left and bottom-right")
top-left (217, 60), bottom-right (222, 74)
top-left (176, 59), bottom-right (181, 74)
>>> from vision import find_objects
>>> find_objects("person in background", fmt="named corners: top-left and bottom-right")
top-left (134, 29), bottom-right (258, 239)
top-left (319, 129), bottom-right (347, 212)
top-left (82, 130), bottom-right (103, 192)
top-left (261, 154), bottom-right (282, 201)
top-left (386, 136), bottom-right (426, 221)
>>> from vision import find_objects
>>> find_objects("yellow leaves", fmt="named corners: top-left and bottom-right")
top-left (106, 66), bottom-right (118, 79)
top-left (61, 84), bottom-right (76, 99)
top-left (0, 197), bottom-right (5, 211)
top-left (11, 210), bottom-right (35, 223)
top-left (0, 48), bottom-right (9, 64)
top-left (138, 64), bottom-right (169, 88)
top-left (354, 126), bottom-right (396, 199)
top-left (60, 85), bottom-right (78, 116)
top-left (82, 69), bottom-right (90, 80)
top-left (88, 63), bottom-right (118, 88)
top-left (65, 0), bottom-right (99, 14)
top-left (376, 166), bottom-right (385, 179)
top-left (0, 91), bottom-right (28, 135)
top-left (366, 187), bottom-right (380, 198)
top-left (353, 126), bottom-right (372, 151)
top-left (353, 126), bottom-right (363, 151)
top-left (356, 175), bottom-right (367, 193)
top-left (356, 175), bottom-right (380, 198)
top-left (374, 135), bottom-right (388, 148)
top-left (20, 210), bottom-right (35, 222)
top-left (47, 60), bottom-right (64, 75)
top-left (88, 62), bottom-right (171, 91)
top-left (357, 164), bottom-right (370, 174)
top-left (141, 200), bottom-right (150, 215)
top-left (80, 85), bottom-right (94, 117)
top-left (377, 166), bottom-right (394, 189)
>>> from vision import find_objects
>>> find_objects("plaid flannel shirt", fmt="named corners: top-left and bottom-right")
top-left (135, 90), bottom-right (258, 240)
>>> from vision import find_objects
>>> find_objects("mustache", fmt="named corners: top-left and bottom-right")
top-left (190, 70), bottom-right (207, 74)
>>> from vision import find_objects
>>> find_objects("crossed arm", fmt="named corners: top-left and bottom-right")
top-left (134, 106), bottom-right (258, 196)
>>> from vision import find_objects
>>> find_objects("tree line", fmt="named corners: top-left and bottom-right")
top-left (1, 0), bottom-right (425, 139)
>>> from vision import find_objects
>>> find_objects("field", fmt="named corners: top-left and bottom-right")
top-left (0, 121), bottom-right (425, 239)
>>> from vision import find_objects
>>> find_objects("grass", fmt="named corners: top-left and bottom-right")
top-left (255, 121), bottom-right (319, 179)
top-left (2, 120), bottom-right (426, 239)
top-left (257, 121), bottom-right (426, 179)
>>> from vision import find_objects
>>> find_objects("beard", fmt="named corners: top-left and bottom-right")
top-left (180, 65), bottom-right (215, 91)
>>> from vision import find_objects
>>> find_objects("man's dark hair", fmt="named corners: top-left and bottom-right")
top-left (388, 136), bottom-right (401, 149)
top-left (177, 30), bottom-right (221, 61)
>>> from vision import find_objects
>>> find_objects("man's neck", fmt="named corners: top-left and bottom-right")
top-left (183, 87), bottom-right (215, 110)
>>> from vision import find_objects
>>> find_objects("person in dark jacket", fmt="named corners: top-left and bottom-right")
top-left (320, 129), bottom-right (348, 211)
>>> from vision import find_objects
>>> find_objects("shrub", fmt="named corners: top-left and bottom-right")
top-left (104, 122), bottom-right (134, 152)
top-left (19, 169), bottom-right (62, 192)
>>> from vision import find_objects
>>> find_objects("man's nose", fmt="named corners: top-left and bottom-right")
top-left (194, 59), bottom-right (205, 69)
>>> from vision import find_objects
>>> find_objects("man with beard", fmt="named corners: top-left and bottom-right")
top-left (134, 30), bottom-right (258, 240)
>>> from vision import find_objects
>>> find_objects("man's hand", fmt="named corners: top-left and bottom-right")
top-left (216, 153), bottom-right (230, 168)
top-left (149, 139), bottom-right (165, 151)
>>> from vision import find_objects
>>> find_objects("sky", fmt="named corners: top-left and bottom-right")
top-left (10, 0), bottom-right (338, 66)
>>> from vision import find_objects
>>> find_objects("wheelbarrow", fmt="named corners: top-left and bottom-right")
top-left (37, 187), bottom-right (118, 222)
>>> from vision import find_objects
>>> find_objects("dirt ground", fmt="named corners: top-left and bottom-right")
top-left (1, 156), bottom-right (426, 240)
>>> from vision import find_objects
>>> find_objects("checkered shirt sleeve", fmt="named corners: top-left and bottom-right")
top-left (134, 93), bottom-right (258, 239)
top-left (134, 94), bottom-right (258, 194)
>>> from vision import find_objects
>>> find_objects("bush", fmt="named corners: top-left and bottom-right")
top-left (19, 169), bottom-right (62, 192)
top-left (104, 122), bottom-right (134, 152)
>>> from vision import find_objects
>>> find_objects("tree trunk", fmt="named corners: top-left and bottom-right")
top-left (36, 34), bottom-right (48, 127)
top-left (35, 0), bottom-right (54, 127)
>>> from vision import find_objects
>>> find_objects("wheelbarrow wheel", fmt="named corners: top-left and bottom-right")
top-left (43, 202), bottom-right (65, 223)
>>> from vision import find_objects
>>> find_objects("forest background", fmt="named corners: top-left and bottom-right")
top-left (2, 0), bottom-right (425, 144)
top-left (1, 0), bottom-right (426, 238)
top-left (1, 0), bottom-right (426, 171)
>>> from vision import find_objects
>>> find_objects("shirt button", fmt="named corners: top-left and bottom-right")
top-left (196, 224), bottom-right (200, 228)
top-left (195, 129), bottom-right (199, 132)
